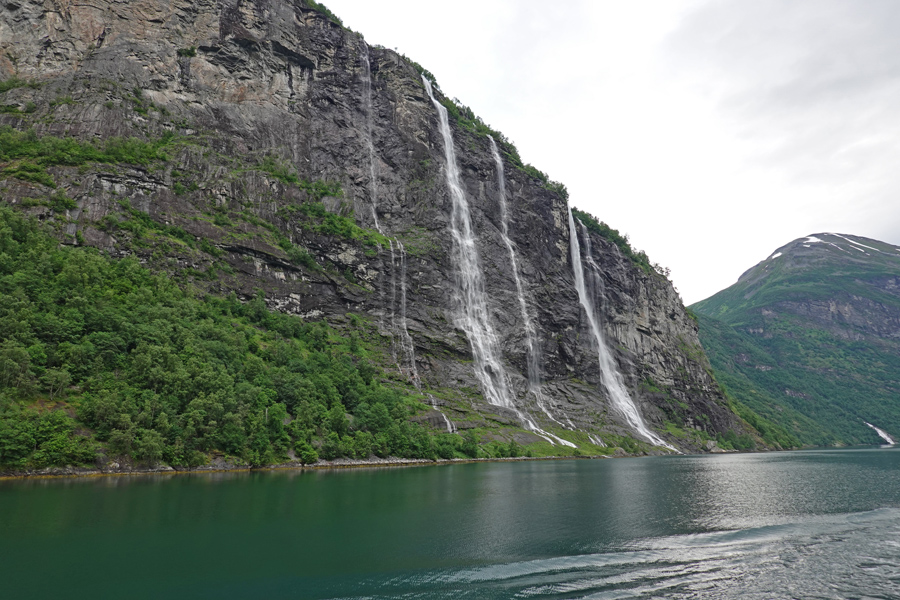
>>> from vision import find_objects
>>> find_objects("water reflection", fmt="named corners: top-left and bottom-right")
top-left (3, 449), bottom-right (900, 599)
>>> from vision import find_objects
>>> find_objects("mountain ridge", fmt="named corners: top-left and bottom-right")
top-left (692, 232), bottom-right (900, 446)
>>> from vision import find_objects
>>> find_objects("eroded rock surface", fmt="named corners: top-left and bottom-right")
top-left (0, 0), bottom-right (748, 451)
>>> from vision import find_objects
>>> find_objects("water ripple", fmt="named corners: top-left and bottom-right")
top-left (335, 509), bottom-right (900, 600)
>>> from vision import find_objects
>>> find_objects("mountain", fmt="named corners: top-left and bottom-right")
top-left (692, 232), bottom-right (900, 446)
top-left (0, 0), bottom-right (756, 470)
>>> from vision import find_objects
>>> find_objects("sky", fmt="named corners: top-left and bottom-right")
top-left (323, 0), bottom-right (900, 304)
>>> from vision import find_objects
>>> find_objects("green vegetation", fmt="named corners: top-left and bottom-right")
top-left (50, 96), bottom-right (76, 107)
top-left (692, 237), bottom-right (900, 446)
top-left (695, 310), bottom-right (900, 446)
top-left (0, 101), bottom-right (36, 115)
top-left (177, 47), bottom-right (197, 58)
top-left (306, 1), bottom-right (343, 27)
top-left (280, 200), bottom-right (389, 248)
top-left (0, 126), bottom-right (175, 187)
top-left (255, 154), bottom-right (303, 186)
top-left (0, 77), bottom-right (40, 94)
top-left (275, 235), bottom-right (319, 270)
top-left (402, 54), bottom-right (438, 91)
top-left (240, 155), bottom-right (389, 250)
top-left (255, 156), bottom-right (340, 199)
top-left (434, 94), bottom-right (569, 198)
top-left (49, 190), bottom-right (77, 212)
top-left (107, 205), bottom-right (195, 247)
top-left (0, 208), bottom-right (447, 470)
top-left (572, 207), bottom-right (655, 274)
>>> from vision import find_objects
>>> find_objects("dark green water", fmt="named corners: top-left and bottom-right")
top-left (3, 448), bottom-right (900, 599)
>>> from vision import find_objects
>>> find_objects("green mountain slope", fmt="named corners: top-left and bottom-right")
top-left (692, 233), bottom-right (900, 446)
top-left (0, 207), bottom-right (480, 470)
top-left (0, 0), bottom-right (769, 469)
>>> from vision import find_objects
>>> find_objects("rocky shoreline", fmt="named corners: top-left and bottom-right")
top-left (0, 453), bottom-right (626, 481)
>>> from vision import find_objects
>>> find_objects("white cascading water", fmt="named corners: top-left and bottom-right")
top-left (361, 46), bottom-right (426, 400)
top-left (423, 76), bottom-right (565, 446)
top-left (865, 421), bottom-right (896, 445)
top-left (423, 76), bottom-right (513, 408)
top-left (387, 240), bottom-right (400, 365)
top-left (360, 43), bottom-right (381, 232)
top-left (397, 241), bottom-right (421, 388)
top-left (589, 434), bottom-right (607, 447)
top-left (488, 136), bottom-right (575, 446)
top-left (567, 206), bottom-right (676, 451)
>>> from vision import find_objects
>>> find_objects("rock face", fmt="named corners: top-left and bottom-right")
top-left (0, 0), bottom-right (748, 451)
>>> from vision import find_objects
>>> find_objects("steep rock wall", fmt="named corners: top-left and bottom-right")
top-left (0, 0), bottom-right (747, 451)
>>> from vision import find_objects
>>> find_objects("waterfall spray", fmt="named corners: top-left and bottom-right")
top-left (423, 76), bottom-right (570, 447)
top-left (865, 422), bottom-right (896, 445)
top-left (568, 206), bottom-right (676, 451)
top-left (488, 135), bottom-right (571, 432)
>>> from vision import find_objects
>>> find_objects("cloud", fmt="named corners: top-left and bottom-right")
top-left (665, 0), bottom-right (900, 183)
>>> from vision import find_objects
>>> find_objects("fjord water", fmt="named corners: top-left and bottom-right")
top-left (4, 449), bottom-right (900, 599)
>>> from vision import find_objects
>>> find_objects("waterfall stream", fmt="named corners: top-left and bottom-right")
top-left (360, 43), bottom-right (381, 232)
top-left (865, 421), bottom-right (896, 445)
top-left (423, 76), bottom-right (514, 409)
top-left (361, 45), bottom-right (424, 396)
top-left (488, 136), bottom-right (575, 445)
top-left (423, 76), bottom-right (568, 447)
top-left (397, 241), bottom-right (420, 388)
top-left (568, 207), bottom-right (675, 451)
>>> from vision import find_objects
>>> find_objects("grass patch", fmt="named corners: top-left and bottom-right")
top-left (0, 126), bottom-right (176, 187)
top-left (572, 207), bottom-right (655, 275)
top-left (0, 77), bottom-right (40, 94)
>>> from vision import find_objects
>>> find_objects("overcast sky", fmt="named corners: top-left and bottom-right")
top-left (324, 0), bottom-right (900, 304)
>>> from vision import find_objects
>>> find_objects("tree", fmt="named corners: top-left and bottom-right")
top-left (294, 440), bottom-right (319, 464)
top-left (135, 429), bottom-right (164, 466)
top-left (461, 431), bottom-right (480, 458)
top-left (42, 368), bottom-right (71, 400)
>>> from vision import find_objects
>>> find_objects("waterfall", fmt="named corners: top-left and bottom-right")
top-left (588, 434), bottom-right (607, 447)
top-left (567, 206), bottom-right (676, 451)
top-left (360, 42), bottom-right (381, 233)
top-left (387, 239), bottom-right (399, 363)
top-left (362, 44), bottom-right (422, 391)
top-left (865, 421), bottom-right (896, 445)
top-left (423, 76), bottom-right (571, 448)
top-left (422, 75), bottom-right (514, 409)
top-left (488, 135), bottom-right (571, 432)
top-left (397, 241), bottom-right (421, 388)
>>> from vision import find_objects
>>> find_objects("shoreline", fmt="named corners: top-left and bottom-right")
top-left (0, 453), bottom-right (622, 482)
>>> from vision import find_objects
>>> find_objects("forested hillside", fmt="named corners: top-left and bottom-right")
top-left (693, 233), bottom-right (900, 446)
top-left (0, 208), bottom-right (503, 470)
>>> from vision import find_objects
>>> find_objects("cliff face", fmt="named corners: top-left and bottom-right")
top-left (0, 0), bottom-right (747, 452)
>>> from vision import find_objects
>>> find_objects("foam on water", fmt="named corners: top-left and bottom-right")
top-left (334, 508), bottom-right (900, 599)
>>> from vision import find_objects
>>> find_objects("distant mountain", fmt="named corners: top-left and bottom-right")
top-left (692, 233), bottom-right (900, 446)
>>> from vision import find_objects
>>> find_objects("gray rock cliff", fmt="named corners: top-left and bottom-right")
top-left (0, 0), bottom-right (750, 452)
